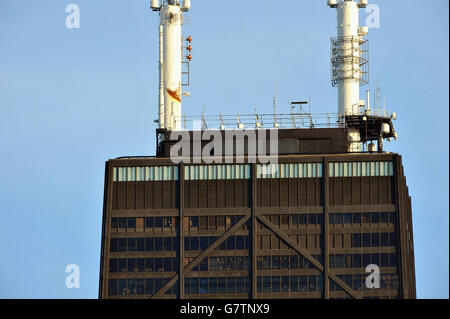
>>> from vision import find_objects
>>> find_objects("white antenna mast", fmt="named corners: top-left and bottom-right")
top-left (328, 0), bottom-right (369, 152)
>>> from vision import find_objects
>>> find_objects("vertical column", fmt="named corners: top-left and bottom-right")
top-left (179, 163), bottom-right (185, 298)
top-left (323, 157), bottom-right (330, 299)
top-left (251, 163), bottom-right (258, 298)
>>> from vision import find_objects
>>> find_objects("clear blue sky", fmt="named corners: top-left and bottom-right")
top-left (0, 0), bottom-right (448, 299)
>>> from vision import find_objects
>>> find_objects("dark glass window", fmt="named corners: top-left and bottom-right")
top-left (119, 218), bottom-right (127, 229)
top-left (226, 236), bottom-right (235, 250)
top-left (371, 212), bottom-right (379, 224)
top-left (119, 259), bottom-right (127, 272)
top-left (137, 279), bottom-right (145, 295)
top-left (108, 279), bottom-right (117, 296)
top-left (218, 278), bottom-right (226, 294)
top-left (281, 256), bottom-right (289, 269)
top-left (154, 217), bottom-right (163, 228)
top-left (128, 238), bottom-right (136, 252)
top-left (389, 213), bottom-right (397, 224)
top-left (155, 278), bottom-right (162, 291)
top-left (184, 278), bottom-right (190, 295)
top-left (164, 237), bottom-right (172, 251)
top-left (381, 233), bottom-right (389, 247)
top-left (334, 214), bottom-right (343, 225)
top-left (190, 216), bottom-right (199, 227)
top-left (226, 257), bottom-right (236, 271)
top-left (363, 254), bottom-right (371, 267)
top-left (290, 276), bottom-right (298, 292)
top-left (191, 237), bottom-right (199, 251)
top-left (110, 238), bottom-right (118, 252)
top-left (372, 253), bottom-right (380, 266)
top-left (381, 253), bottom-right (389, 267)
top-left (363, 233), bottom-right (370, 247)
top-left (353, 213), bottom-right (361, 224)
top-left (353, 274), bottom-right (362, 290)
top-left (164, 217), bottom-right (172, 228)
top-left (362, 213), bottom-right (370, 224)
top-left (128, 279), bottom-right (136, 295)
top-left (137, 258), bottom-right (144, 272)
top-left (145, 237), bottom-right (154, 251)
top-left (145, 217), bottom-right (154, 228)
top-left (329, 214), bottom-right (334, 225)
top-left (119, 238), bottom-right (127, 252)
top-left (308, 214), bottom-right (317, 225)
top-left (380, 213), bottom-right (388, 223)
top-left (263, 256), bottom-right (271, 270)
top-left (290, 255), bottom-right (299, 269)
top-left (227, 277), bottom-right (235, 294)
top-left (352, 234), bottom-right (361, 247)
top-left (164, 258), bottom-right (173, 272)
top-left (184, 237), bottom-right (190, 251)
top-left (272, 276), bottom-right (280, 293)
top-left (137, 238), bottom-right (145, 252)
top-left (154, 237), bottom-right (163, 251)
top-left (371, 233), bottom-right (379, 247)
top-left (291, 215), bottom-right (298, 227)
top-left (128, 258), bottom-right (136, 272)
top-left (209, 277), bottom-right (217, 294)
top-left (236, 236), bottom-right (244, 250)
top-left (127, 218), bottom-right (136, 229)
top-left (111, 218), bottom-right (119, 229)
top-left (299, 276), bottom-right (307, 292)
top-left (299, 215), bottom-right (307, 225)
top-left (272, 256), bottom-right (280, 269)
top-left (344, 214), bottom-right (352, 224)
top-left (200, 278), bottom-right (208, 294)
top-left (389, 253), bottom-right (398, 267)
top-left (155, 258), bottom-right (163, 272)
top-left (109, 259), bottom-right (118, 273)
top-left (308, 276), bottom-right (316, 292)
top-left (353, 254), bottom-right (361, 268)
top-left (119, 279), bottom-right (127, 296)
top-left (257, 277), bottom-right (263, 293)
top-left (281, 276), bottom-right (289, 292)
top-left (200, 237), bottom-right (208, 251)
top-left (390, 233), bottom-right (397, 247)
top-left (263, 276), bottom-right (271, 292)
top-left (146, 279), bottom-right (154, 295)
top-left (236, 277), bottom-right (245, 293)
top-left (335, 255), bottom-right (344, 268)
top-left (199, 258), bottom-right (208, 271)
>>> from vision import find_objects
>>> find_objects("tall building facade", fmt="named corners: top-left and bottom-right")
top-left (98, 129), bottom-right (415, 299)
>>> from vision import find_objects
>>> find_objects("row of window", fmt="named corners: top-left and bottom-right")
top-left (186, 256), bottom-right (251, 272)
top-left (108, 278), bottom-right (178, 296)
top-left (329, 161), bottom-right (394, 177)
top-left (257, 163), bottom-right (323, 179)
top-left (109, 258), bottom-right (178, 273)
top-left (184, 165), bottom-right (251, 180)
top-left (256, 255), bottom-right (322, 270)
top-left (184, 277), bottom-right (250, 295)
top-left (351, 232), bottom-right (397, 248)
top-left (111, 217), bottom-right (177, 232)
top-left (184, 235), bottom-right (250, 251)
top-left (329, 212), bottom-right (397, 226)
top-left (110, 237), bottom-right (177, 252)
top-left (257, 275), bottom-right (323, 293)
top-left (184, 215), bottom-right (243, 231)
top-left (331, 273), bottom-right (400, 291)
top-left (113, 166), bottom-right (179, 182)
top-left (329, 253), bottom-right (398, 269)
top-left (263, 214), bottom-right (323, 228)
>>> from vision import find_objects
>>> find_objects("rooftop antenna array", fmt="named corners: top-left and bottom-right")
top-left (151, 0), bottom-right (192, 131)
